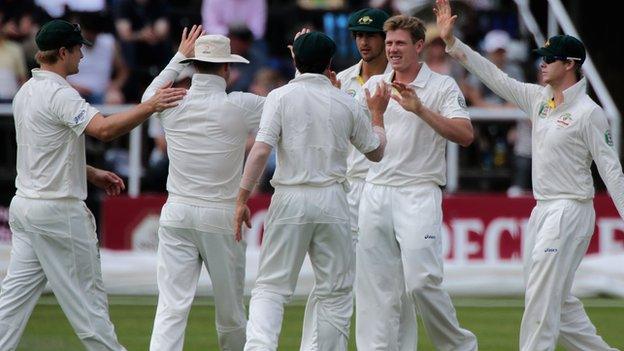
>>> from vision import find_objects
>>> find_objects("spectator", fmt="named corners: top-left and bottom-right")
top-left (461, 29), bottom-right (526, 172)
top-left (0, 0), bottom-right (40, 42)
top-left (462, 29), bottom-right (525, 108)
top-left (248, 67), bottom-right (286, 97)
top-left (68, 12), bottom-right (129, 104)
top-left (227, 24), bottom-right (267, 92)
top-left (424, 24), bottom-right (464, 79)
top-left (0, 14), bottom-right (28, 103)
top-left (506, 119), bottom-right (531, 196)
top-left (35, 0), bottom-right (106, 18)
top-left (115, 0), bottom-right (171, 100)
top-left (201, 0), bottom-right (267, 39)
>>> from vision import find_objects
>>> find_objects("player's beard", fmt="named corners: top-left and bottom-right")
top-left (362, 47), bottom-right (384, 63)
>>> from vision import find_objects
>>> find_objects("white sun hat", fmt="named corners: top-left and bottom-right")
top-left (482, 29), bottom-right (510, 53)
top-left (180, 34), bottom-right (249, 64)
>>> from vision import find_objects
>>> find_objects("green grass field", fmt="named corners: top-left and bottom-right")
top-left (18, 295), bottom-right (624, 350)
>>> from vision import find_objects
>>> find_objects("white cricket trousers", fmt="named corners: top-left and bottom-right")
top-left (245, 184), bottom-right (354, 351)
top-left (356, 183), bottom-right (477, 351)
top-left (0, 196), bottom-right (126, 351)
top-left (520, 199), bottom-right (618, 351)
top-left (347, 178), bottom-right (418, 351)
top-left (150, 202), bottom-right (247, 351)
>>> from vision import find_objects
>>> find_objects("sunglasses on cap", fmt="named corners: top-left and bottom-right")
top-left (542, 56), bottom-right (582, 64)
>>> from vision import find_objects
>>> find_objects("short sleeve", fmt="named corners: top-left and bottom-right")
top-left (50, 87), bottom-right (99, 136)
top-left (230, 92), bottom-right (265, 131)
top-left (439, 79), bottom-right (470, 120)
top-left (255, 92), bottom-right (281, 147)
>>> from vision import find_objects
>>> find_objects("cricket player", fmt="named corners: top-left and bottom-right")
top-left (336, 8), bottom-right (417, 350)
top-left (0, 19), bottom-right (185, 350)
top-left (435, 0), bottom-right (624, 350)
top-left (355, 14), bottom-right (478, 351)
top-left (234, 31), bottom-right (390, 351)
top-left (141, 27), bottom-right (265, 351)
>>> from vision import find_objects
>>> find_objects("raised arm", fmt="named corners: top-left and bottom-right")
top-left (142, 25), bottom-right (203, 102)
top-left (434, 0), bottom-right (540, 116)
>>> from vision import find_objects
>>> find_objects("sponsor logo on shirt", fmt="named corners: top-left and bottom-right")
top-left (544, 248), bottom-right (558, 253)
top-left (555, 113), bottom-right (572, 127)
top-left (73, 110), bottom-right (87, 125)
top-left (457, 95), bottom-right (467, 109)
top-left (346, 89), bottom-right (357, 97)
top-left (424, 234), bottom-right (436, 240)
top-left (605, 129), bottom-right (614, 146)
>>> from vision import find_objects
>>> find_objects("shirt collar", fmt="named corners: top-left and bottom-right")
top-left (190, 73), bottom-right (227, 91)
top-left (32, 69), bottom-right (70, 87)
top-left (350, 61), bottom-right (393, 82)
top-left (290, 72), bottom-right (332, 85)
top-left (562, 77), bottom-right (587, 103)
top-left (542, 77), bottom-right (587, 105)
top-left (385, 62), bottom-right (432, 88)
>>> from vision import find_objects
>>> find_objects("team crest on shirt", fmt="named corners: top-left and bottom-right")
top-left (457, 95), bottom-right (467, 109)
top-left (555, 113), bottom-right (572, 127)
top-left (537, 102), bottom-right (551, 118)
top-left (605, 129), bottom-right (614, 146)
top-left (346, 89), bottom-right (357, 97)
top-left (73, 110), bottom-right (87, 125)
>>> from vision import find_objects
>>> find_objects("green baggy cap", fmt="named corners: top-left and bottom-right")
top-left (347, 8), bottom-right (390, 33)
top-left (293, 32), bottom-right (336, 64)
top-left (534, 34), bottom-right (586, 65)
top-left (36, 19), bottom-right (92, 51)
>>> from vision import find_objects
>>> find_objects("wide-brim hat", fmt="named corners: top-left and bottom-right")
top-left (180, 35), bottom-right (249, 64)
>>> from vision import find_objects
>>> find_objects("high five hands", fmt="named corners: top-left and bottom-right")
top-left (178, 24), bottom-right (205, 57)
top-left (433, 0), bottom-right (457, 46)
top-left (391, 82), bottom-right (423, 115)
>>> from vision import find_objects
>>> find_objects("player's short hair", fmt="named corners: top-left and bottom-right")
top-left (34, 45), bottom-right (79, 65)
top-left (383, 15), bottom-right (427, 43)
top-left (192, 61), bottom-right (228, 74)
top-left (294, 55), bottom-right (331, 74)
top-left (573, 62), bottom-right (583, 81)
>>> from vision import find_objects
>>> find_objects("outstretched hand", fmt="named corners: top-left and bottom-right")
top-left (391, 82), bottom-right (423, 114)
top-left (178, 25), bottom-right (204, 58)
top-left (433, 0), bottom-right (457, 46)
top-left (365, 81), bottom-right (391, 116)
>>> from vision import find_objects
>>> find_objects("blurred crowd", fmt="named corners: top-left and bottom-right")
top-left (1, 0), bottom-right (546, 195)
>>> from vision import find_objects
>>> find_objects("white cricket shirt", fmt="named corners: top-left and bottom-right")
top-left (337, 60), bottom-right (392, 180)
top-left (361, 63), bottom-right (470, 187)
top-left (13, 69), bottom-right (99, 200)
top-left (447, 38), bottom-right (624, 218)
top-left (255, 73), bottom-right (380, 187)
top-left (142, 53), bottom-right (264, 206)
